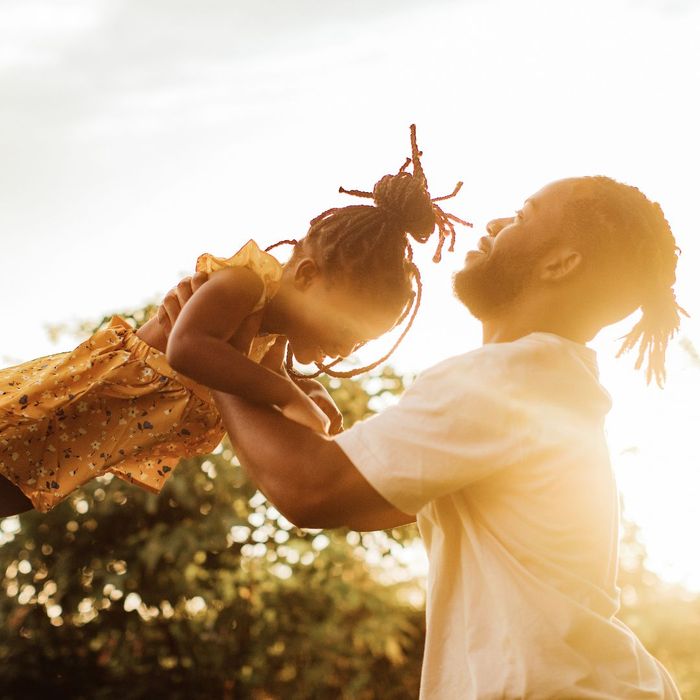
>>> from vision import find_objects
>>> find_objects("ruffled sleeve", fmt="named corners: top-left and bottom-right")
top-left (196, 239), bottom-right (284, 312)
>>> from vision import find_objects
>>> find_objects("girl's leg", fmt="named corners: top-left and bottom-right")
top-left (0, 474), bottom-right (33, 517)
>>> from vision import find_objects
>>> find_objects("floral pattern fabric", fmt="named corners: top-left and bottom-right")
top-left (0, 240), bottom-right (283, 512)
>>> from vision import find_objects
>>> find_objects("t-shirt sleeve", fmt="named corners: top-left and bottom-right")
top-left (333, 353), bottom-right (525, 515)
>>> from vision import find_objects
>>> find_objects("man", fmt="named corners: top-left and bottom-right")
top-left (164, 176), bottom-right (684, 699)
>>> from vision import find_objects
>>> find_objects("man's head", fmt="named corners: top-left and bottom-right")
top-left (453, 176), bottom-right (687, 385)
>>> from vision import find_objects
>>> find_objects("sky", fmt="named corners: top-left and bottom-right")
top-left (1, 0), bottom-right (699, 589)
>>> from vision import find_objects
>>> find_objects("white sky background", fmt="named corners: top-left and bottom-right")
top-left (1, 0), bottom-right (699, 589)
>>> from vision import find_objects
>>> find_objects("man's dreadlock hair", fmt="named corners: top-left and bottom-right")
top-left (266, 124), bottom-right (471, 379)
top-left (562, 176), bottom-right (688, 387)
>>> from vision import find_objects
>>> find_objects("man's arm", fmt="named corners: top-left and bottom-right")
top-left (151, 272), bottom-right (412, 530)
top-left (212, 391), bottom-right (415, 531)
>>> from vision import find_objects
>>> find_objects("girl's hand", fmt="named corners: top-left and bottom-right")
top-left (280, 384), bottom-right (331, 434)
top-left (261, 339), bottom-right (341, 434)
top-left (292, 378), bottom-right (343, 435)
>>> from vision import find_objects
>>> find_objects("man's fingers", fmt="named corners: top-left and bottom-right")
top-left (161, 291), bottom-right (184, 329)
top-left (191, 270), bottom-right (208, 293)
top-left (155, 273), bottom-right (207, 339)
top-left (157, 304), bottom-right (173, 334)
top-left (175, 277), bottom-right (195, 308)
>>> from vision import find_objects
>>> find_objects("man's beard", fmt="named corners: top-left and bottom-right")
top-left (452, 251), bottom-right (533, 321)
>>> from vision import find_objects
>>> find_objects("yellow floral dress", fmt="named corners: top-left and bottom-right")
top-left (0, 240), bottom-right (282, 512)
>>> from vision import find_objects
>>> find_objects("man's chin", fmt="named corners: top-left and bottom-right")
top-left (452, 268), bottom-right (484, 317)
top-left (451, 266), bottom-right (502, 321)
top-left (453, 248), bottom-right (534, 322)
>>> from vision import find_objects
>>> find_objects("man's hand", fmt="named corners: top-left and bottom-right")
top-left (136, 272), bottom-right (210, 353)
top-left (260, 338), bottom-right (343, 435)
top-left (157, 271), bottom-right (209, 338)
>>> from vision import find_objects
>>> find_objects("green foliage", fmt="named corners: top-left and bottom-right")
top-left (617, 520), bottom-right (700, 699)
top-left (2, 310), bottom-right (697, 697)
top-left (0, 363), bottom-right (424, 699)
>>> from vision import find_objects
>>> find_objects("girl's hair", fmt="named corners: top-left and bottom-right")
top-left (565, 176), bottom-right (688, 386)
top-left (266, 124), bottom-right (471, 379)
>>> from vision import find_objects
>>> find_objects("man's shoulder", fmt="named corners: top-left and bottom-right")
top-left (412, 334), bottom-right (594, 405)
top-left (417, 337), bottom-right (540, 383)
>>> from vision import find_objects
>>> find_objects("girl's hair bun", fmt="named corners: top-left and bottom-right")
top-left (373, 172), bottom-right (436, 242)
top-left (337, 125), bottom-right (471, 262)
top-left (267, 124), bottom-right (471, 381)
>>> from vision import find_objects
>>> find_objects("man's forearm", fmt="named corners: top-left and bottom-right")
top-left (212, 390), bottom-right (337, 525)
top-left (211, 390), bottom-right (415, 531)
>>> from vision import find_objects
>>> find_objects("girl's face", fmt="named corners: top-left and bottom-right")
top-left (279, 261), bottom-right (405, 366)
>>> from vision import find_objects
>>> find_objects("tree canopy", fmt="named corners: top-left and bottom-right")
top-left (1, 311), bottom-right (697, 698)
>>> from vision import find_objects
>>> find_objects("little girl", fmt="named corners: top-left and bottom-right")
top-left (0, 125), bottom-right (468, 515)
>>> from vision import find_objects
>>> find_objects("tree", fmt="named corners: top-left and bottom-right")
top-left (617, 518), bottom-right (700, 698)
top-left (2, 311), bottom-right (698, 698)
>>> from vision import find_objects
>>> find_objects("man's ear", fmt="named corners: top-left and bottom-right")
top-left (292, 258), bottom-right (321, 290)
top-left (540, 248), bottom-right (582, 282)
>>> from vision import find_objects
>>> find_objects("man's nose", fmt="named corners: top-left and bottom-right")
top-left (486, 217), bottom-right (514, 237)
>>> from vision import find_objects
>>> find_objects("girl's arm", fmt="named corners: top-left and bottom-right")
top-left (165, 266), bottom-right (327, 431)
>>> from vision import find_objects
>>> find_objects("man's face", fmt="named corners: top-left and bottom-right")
top-left (453, 179), bottom-right (577, 320)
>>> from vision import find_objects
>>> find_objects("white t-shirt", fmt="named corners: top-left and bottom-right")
top-left (334, 333), bottom-right (680, 700)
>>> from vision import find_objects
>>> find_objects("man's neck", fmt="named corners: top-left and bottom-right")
top-left (480, 310), bottom-right (594, 346)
